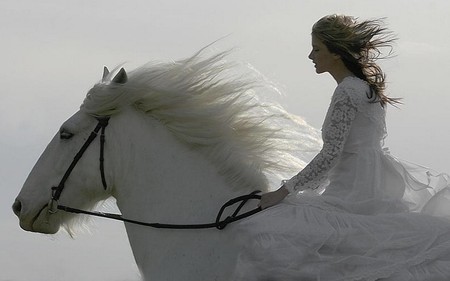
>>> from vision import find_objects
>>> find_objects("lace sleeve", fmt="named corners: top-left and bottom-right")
top-left (284, 85), bottom-right (362, 192)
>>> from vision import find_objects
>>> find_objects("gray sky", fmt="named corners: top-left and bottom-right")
top-left (2, 1), bottom-right (450, 280)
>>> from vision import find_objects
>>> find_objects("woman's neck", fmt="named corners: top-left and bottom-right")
top-left (331, 69), bottom-right (356, 84)
top-left (329, 60), bottom-right (356, 84)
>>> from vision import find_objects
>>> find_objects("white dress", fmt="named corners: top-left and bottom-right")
top-left (232, 77), bottom-right (450, 281)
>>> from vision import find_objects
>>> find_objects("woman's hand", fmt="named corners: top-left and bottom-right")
top-left (259, 186), bottom-right (290, 209)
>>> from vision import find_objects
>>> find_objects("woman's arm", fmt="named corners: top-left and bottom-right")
top-left (284, 92), bottom-right (359, 191)
top-left (260, 85), bottom-right (362, 209)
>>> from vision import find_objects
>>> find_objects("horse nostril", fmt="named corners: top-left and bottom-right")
top-left (12, 199), bottom-right (22, 217)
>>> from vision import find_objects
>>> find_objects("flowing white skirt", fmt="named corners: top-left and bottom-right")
top-left (232, 197), bottom-right (450, 281)
top-left (232, 153), bottom-right (450, 281)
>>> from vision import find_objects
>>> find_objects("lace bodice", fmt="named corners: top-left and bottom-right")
top-left (284, 77), bottom-right (386, 192)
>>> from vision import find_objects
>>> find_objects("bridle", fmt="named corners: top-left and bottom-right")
top-left (48, 117), bottom-right (109, 213)
top-left (47, 117), bottom-right (262, 230)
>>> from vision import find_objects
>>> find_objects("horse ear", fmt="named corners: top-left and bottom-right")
top-left (102, 66), bottom-right (110, 82)
top-left (112, 68), bottom-right (128, 84)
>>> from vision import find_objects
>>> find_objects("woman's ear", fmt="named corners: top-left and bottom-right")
top-left (332, 53), bottom-right (342, 60)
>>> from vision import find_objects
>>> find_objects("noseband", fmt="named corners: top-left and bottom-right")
top-left (47, 117), bottom-right (262, 230)
top-left (48, 117), bottom-right (110, 213)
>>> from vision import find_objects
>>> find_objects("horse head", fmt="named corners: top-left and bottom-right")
top-left (12, 69), bottom-right (128, 234)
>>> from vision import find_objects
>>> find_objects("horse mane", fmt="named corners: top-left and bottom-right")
top-left (81, 49), bottom-right (320, 191)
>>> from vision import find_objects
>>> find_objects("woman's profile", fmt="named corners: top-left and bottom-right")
top-left (233, 14), bottom-right (450, 281)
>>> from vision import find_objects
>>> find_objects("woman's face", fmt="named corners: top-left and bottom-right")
top-left (308, 35), bottom-right (339, 74)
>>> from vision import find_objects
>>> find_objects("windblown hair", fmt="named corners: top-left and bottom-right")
top-left (312, 14), bottom-right (401, 106)
top-left (81, 50), bottom-right (320, 190)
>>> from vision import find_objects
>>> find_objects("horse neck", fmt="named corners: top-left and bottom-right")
top-left (109, 108), bottom-right (253, 223)
top-left (106, 108), bottom-right (255, 280)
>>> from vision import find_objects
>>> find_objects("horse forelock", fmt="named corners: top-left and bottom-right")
top-left (80, 50), bottom-right (319, 191)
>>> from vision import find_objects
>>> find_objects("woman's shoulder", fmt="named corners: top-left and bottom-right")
top-left (333, 76), bottom-right (370, 106)
top-left (337, 76), bottom-right (369, 92)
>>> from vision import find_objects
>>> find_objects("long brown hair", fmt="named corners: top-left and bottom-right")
top-left (312, 14), bottom-right (401, 106)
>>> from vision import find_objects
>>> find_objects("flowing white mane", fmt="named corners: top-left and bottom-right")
top-left (81, 50), bottom-right (320, 190)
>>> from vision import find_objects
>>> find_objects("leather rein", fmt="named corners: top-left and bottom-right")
top-left (47, 117), bottom-right (262, 230)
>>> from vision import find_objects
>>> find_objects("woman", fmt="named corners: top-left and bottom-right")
top-left (232, 15), bottom-right (450, 281)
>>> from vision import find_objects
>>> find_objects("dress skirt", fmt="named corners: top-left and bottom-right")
top-left (232, 151), bottom-right (450, 281)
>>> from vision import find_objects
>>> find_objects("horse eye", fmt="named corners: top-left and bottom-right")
top-left (60, 129), bottom-right (74, 140)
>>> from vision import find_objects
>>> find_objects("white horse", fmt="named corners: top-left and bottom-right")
top-left (13, 51), bottom-right (319, 280)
